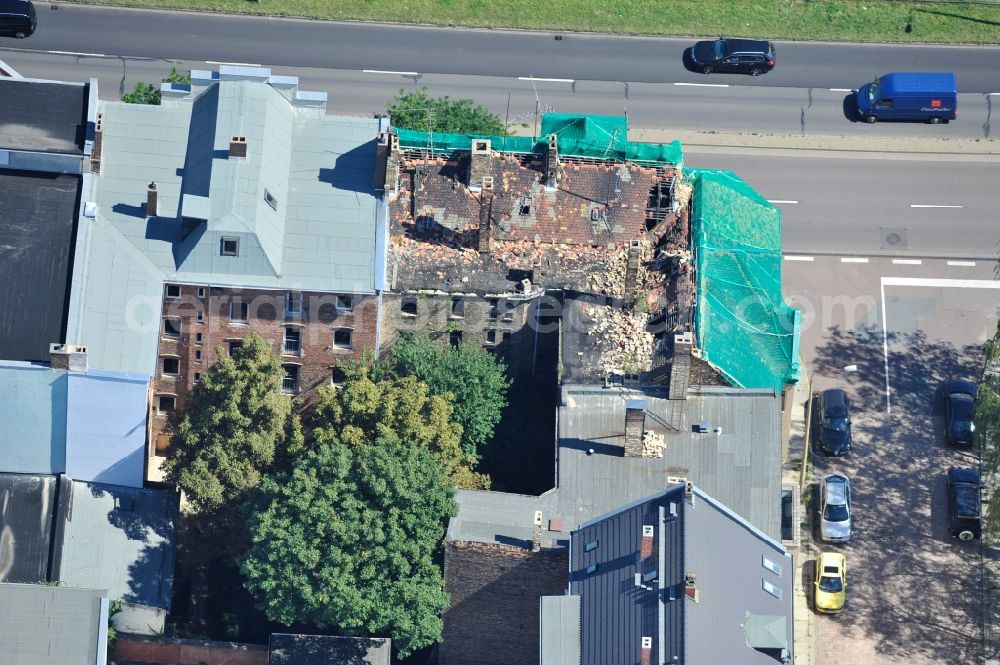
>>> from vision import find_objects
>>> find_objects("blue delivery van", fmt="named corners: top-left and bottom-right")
top-left (856, 72), bottom-right (957, 124)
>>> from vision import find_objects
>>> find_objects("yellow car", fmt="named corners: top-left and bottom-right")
top-left (814, 551), bottom-right (846, 613)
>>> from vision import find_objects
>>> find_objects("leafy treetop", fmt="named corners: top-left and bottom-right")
top-left (384, 86), bottom-right (505, 135)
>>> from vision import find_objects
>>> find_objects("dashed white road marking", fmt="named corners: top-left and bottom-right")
top-left (518, 76), bottom-right (574, 83)
top-left (947, 260), bottom-right (976, 267)
top-left (829, 88), bottom-right (854, 92)
top-left (50, 50), bottom-right (106, 57)
top-left (891, 259), bottom-right (922, 265)
top-left (840, 257), bottom-right (869, 263)
top-left (674, 82), bottom-right (730, 88)
top-left (783, 255), bottom-right (814, 262)
top-left (207, 61), bottom-right (262, 67)
top-left (910, 204), bottom-right (963, 209)
top-left (768, 200), bottom-right (799, 204)
top-left (362, 69), bottom-right (420, 76)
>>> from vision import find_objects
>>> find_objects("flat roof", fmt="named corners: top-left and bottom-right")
top-left (0, 583), bottom-right (108, 665)
top-left (0, 79), bottom-right (87, 154)
top-left (0, 170), bottom-right (80, 362)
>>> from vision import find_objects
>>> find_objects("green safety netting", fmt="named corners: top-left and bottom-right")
top-left (690, 169), bottom-right (801, 393)
top-left (395, 113), bottom-right (683, 166)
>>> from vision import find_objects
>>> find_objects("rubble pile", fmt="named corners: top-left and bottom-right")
top-left (583, 305), bottom-right (655, 375)
top-left (641, 430), bottom-right (665, 458)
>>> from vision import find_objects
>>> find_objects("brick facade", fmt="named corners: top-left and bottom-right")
top-left (114, 634), bottom-right (268, 665)
top-left (439, 541), bottom-right (568, 665)
top-left (149, 284), bottom-right (378, 479)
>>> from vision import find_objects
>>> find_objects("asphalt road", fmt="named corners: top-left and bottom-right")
top-left (7, 3), bottom-right (1000, 91)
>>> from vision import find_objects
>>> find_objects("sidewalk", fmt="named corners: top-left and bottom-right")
top-left (782, 375), bottom-right (816, 665)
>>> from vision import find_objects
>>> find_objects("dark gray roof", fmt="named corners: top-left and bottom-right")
top-left (268, 634), bottom-right (390, 665)
top-left (0, 170), bottom-right (81, 362)
top-left (683, 489), bottom-right (793, 664)
top-left (0, 583), bottom-right (108, 665)
top-left (569, 486), bottom-right (685, 665)
top-left (447, 384), bottom-right (783, 547)
top-left (0, 473), bottom-right (68, 584)
top-left (0, 79), bottom-right (87, 154)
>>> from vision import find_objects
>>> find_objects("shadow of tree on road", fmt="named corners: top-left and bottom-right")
top-left (810, 326), bottom-right (985, 663)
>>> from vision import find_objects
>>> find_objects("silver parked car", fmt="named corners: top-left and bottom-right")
top-left (820, 474), bottom-right (852, 543)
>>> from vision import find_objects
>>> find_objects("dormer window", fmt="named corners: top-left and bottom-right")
top-left (221, 237), bottom-right (239, 257)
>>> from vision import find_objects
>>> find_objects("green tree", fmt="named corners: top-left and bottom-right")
top-left (317, 362), bottom-right (489, 489)
top-left (163, 334), bottom-right (304, 511)
top-left (122, 68), bottom-right (192, 105)
top-left (384, 87), bottom-right (505, 134)
top-left (977, 319), bottom-right (1000, 542)
top-left (386, 333), bottom-right (510, 461)
top-left (241, 434), bottom-right (457, 657)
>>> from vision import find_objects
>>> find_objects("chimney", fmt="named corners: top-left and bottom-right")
top-left (545, 134), bottom-right (559, 188)
top-left (668, 332), bottom-right (693, 401)
top-left (624, 241), bottom-right (641, 303)
top-left (229, 135), bottom-right (248, 158)
top-left (624, 398), bottom-right (646, 457)
top-left (146, 182), bottom-right (158, 217)
top-left (91, 112), bottom-right (103, 174)
top-left (531, 510), bottom-right (543, 552)
top-left (374, 132), bottom-right (400, 192)
top-left (49, 344), bottom-right (88, 372)
top-left (640, 524), bottom-right (654, 559)
top-left (685, 572), bottom-right (699, 602)
top-left (477, 177), bottom-right (494, 253)
top-left (468, 139), bottom-right (492, 189)
top-left (640, 637), bottom-right (652, 665)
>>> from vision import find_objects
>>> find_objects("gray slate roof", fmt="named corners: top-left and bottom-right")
top-left (69, 66), bottom-right (384, 375)
top-left (268, 634), bottom-right (390, 665)
top-left (447, 384), bottom-right (782, 547)
top-left (0, 582), bottom-right (108, 665)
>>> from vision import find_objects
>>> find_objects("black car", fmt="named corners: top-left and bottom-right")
top-left (0, 0), bottom-right (35, 38)
top-left (944, 379), bottom-right (976, 447)
top-left (815, 388), bottom-right (852, 456)
top-left (690, 38), bottom-right (775, 76)
top-left (947, 467), bottom-right (982, 541)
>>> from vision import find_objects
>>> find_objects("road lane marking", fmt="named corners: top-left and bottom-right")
top-left (518, 76), bottom-right (574, 83)
top-left (840, 257), bottom-right (869, 263)
top-left (783, 255), bottom-right (814, 262)
top-left (674, 82), bottom-right (730, 88)
top-left (829, 88), bottom-right (854, 92)
top-left (947, 260), bottom-right (976, 267)
top-left (891, 259), bottom-right (922, 265)
top-left (880, 275), bottom-right (1000, 414)
top-left (768, 200), bottom-right (798, 204)
top-left (207, 61), bottom-right (262, 67)
top-left (49, 50), bottom-right (106, 57)
top-left (910, 204), bottom-right (963, 209)
top-left (363, 69), bottom-right (420, 76)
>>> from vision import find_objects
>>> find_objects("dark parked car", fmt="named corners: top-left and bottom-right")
top-left (690, 38), bottom-right (775, 76)
top-left (0, 0), bottom-right (35, 38)
top-left (947, 467), bottom-right (982, 541)
top-left (944, 380), bottom-right (976, 447)
top-left (815, 389), bottom-right (852, 456)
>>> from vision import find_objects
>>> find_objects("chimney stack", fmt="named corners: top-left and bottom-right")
top-left (468, 139), bottom-right (492, 190)
top-left (640, 637), bottom-right (652, 665)
top-left (668, 332), bottom-right (693, 401)
top-left (624, 398), bottom-right (646, 457)
top-left (146, 182), bottom-right (158, 217)
top-left (624, 241), bottom-right (641, 303)
top-left (640, 524), bottom-right (654, 559)
top-left (91, 112), bottom-right (104, 174)
top-left (545, 134), bottom-right (559, 188)
top-left (229, 135), bottom-right (247, 158)
top-left (531, 510), bottom-right (543, 552)
top-left (49, 344), bottom-right (88, 372)
top-left (478, 177), bottom-right (494, 253)
top-left (374, 132), bottom-right (400, 192)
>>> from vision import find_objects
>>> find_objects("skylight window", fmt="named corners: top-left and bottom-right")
top-left (762, 580), bottom-right (782, 599)
top-left (762, 556), bottom-right (782, 576)
top-left (221, 237), bottom-right (239, 257)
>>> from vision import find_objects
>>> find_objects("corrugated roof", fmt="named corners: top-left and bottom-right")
top-left (540, 595), bottom-right (581, 665)
top-left (0, 583), bottom-right (108, 665)
top-left (73, 68), bottom-right (382, 375)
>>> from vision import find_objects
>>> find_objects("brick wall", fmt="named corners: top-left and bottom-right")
top-left (149, 284), bottom-right (378, 472)
top-left (439, 541), bottom-right (568, 665)
top-left (114, 634), bottom-right (268, 665)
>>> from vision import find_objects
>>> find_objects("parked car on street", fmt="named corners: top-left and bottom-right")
top-left (815, 388), bottom-right (852, 456)
top-left (819, 474), bottom-right (852, 543)
top-left (947, 467), bottom-right (982, 541)
top-left (0, 0), bottom-right (35, 38)
top-left (690, 38), bottom-right (776, 76)
top-left (814, 551), bottom-right (847, 614)
top-left (944, 380), bottom-right (977, 447)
